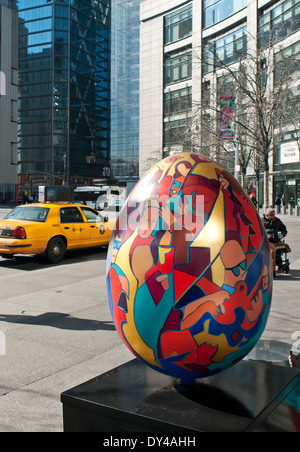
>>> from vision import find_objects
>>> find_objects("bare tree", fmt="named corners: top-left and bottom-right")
top-left (192, 29), bottom-right (300, 207)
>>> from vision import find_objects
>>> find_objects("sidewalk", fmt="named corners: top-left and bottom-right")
top-left (0, 204), bottom-right (298, 347)
top-left (0, 207), bottom-right (299, 432)
top-left (259, 214), bottom-right (300, 346)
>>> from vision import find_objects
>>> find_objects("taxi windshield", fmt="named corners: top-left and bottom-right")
top-left (4, 206), bottom-right (50, 222)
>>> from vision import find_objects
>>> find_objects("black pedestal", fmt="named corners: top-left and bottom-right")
top-left (61, 357), bottom-right (300, 432)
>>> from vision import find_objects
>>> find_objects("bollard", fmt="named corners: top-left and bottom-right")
top-left (295, 206), bottom-right (300, 216)
top-left (288, 204), bottom-right (293, 215)
top-left (0, 71), bottom-right (5, 96)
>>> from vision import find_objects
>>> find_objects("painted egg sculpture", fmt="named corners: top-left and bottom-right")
top-left (106, 153), bottom-right (272, 382)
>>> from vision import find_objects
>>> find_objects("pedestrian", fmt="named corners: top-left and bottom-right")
top-left (262, 207), bottom-right (291, 275)
top-left (275, 195), bottom-right (281, 206)
top-left (249, 193), bottom-right (258, 209)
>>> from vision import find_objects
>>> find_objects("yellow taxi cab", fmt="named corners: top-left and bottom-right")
top-left (0, 203), bottom-right (114, 264)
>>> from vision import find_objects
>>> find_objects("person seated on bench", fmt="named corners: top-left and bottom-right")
top-left (262, 207), bottom-right (291, 274)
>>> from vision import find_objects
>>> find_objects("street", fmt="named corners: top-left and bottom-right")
top-left (0, 206), bottom-right (299, 431)
top-left (0, 206), bottom-right (133, 431)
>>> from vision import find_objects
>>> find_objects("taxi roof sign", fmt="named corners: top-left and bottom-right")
top-left (39, 186), bottom-right (74, 203)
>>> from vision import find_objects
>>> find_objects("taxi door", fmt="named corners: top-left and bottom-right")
top-left (59, 206), bottom-right (90, 248)
top-left (80, 206), bottom-right (111, 245)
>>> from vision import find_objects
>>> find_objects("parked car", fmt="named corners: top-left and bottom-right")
top-left (0, 203), bottom-right (114, 263)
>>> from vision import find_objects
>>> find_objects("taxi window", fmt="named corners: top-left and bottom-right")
top-left (81, 206), bottom-right (101, 223)
top-left (60, 207), bottom-right (84, 223)
top-left (4, 206), bottom-right (49, 222)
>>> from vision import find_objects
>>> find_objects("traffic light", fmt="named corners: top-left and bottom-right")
top-left (25, 172), bottom-right (30, 181)
top-left (62, 174), bottom-right (67, 185)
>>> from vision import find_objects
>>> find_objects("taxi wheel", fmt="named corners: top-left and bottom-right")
top-left (45, 237), bottom-right (66, 264)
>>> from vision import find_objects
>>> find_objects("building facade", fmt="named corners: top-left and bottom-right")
top-left (0, 0), bottom-right (18, 203)
top-left (17, 0), bottom-right (110, 195)
top-left (140, 0), bottom-right (300, 207)
top-left (110, 0), bottom-right (141, 192)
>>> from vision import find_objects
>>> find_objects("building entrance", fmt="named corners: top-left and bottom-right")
top-left (274, 175), bottom-right (300, 208)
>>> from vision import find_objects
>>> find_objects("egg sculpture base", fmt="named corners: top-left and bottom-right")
top-left (61, 354), bottom-right (300, 432)
top-left (106, 153), bottom-right (272, 385)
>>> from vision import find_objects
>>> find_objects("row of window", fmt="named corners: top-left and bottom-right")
top-left (163, 118), bottom-right (191, 148)
top-left (203, 0), bottom-right (247, 29)
top-left (258, 0), bottom-right (300, 47)
top-left (164, 86), bottom-right (192, 117)
top-left (163, 2), bottom-right (300, 159)
top-left (164, 50), bottom-right (192, 86)
top-left (19, 122), bottom-right (68, 136)
top-left (163, 7), bottom-right (192, 147)
top-left (164, 0), bottom-right (300, 81)
top-left (164, 3), bottom-right (192, 45)
top-left (164, 0), bottom-right (247, 41)
top-left (274, 40), bottom-right (300, 87)
top-left (19, 37), bottom-right (102, 61)
top-left (202, 26), bottom-right (247, 75)
top-left (164, 3), bottom-right (299, 89)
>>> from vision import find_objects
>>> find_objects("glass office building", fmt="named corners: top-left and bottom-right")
top-left (0, 0), bottom-right (18, 203)
top-left (17, 0), bottom-right (110, 188)
top-left (110, 0), bottom-right (140, 188)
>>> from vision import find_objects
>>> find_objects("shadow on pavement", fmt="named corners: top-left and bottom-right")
top-left (0, 311), bottom-right (115, 331)
top-left (274, 269), bottom-right (300, 280)
top-left (0, 247), bottom-right (108, 271)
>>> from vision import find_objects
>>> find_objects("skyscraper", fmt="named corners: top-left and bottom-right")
top-left (17, 0), bottom-right (110, 192)
top-left (110, 0), bottom-right (140, 191)
top-left (0, 0), bottom-right (18, 203)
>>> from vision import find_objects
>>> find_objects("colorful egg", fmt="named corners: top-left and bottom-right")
top-left (106, 153), bottom-right (272, 382)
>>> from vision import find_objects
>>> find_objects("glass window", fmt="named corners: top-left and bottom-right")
top-left (19, 59), bottom-right (51, 72)
top-left (60, 207), bottom-right (84, 224)
top-left (20, 83), bottom-right (51, 98)
top-left (81, 207), bottom-right (101, 223)
top-left (203, 0), bottom-right (247, 28)
top-left (164, 86), bottom-right (192, 116)
top-left (164, 3), bottom-right (192, 45)
top-left (259, 0), bottom-right (300, 48)
top-left (5, 206), bottom-right (49, 222)
top-left (55, 18), bottom-right (69, 30)
top-left (19, 18), bottom-right (52, 35)
top-left (21, 148), bottom-right (51, 161)
top-left (20, 96), bottom-right (51, 110)
top-left (55, 5), bottom-right (69, 18)
top-left (18, 0), bottom-right (54, 9)
top-left (20, 122), bottom-right (51, 135)
top-left (274, 40), bottom-right (300, 83)
top-left (164, 51), bottom-right (192, 85)
top-left (26, 42), bottom-right (52, 54)
top-left (163, 118), bottom-right (191, 146)
top-left (18, 5), bottom-right (52, 22)
top-left (20, 135), bottom-right (52, 147)
top-left (203, 26), bottom-right (247, 72)
top-left (20, 109), bottom-right (51, 122)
